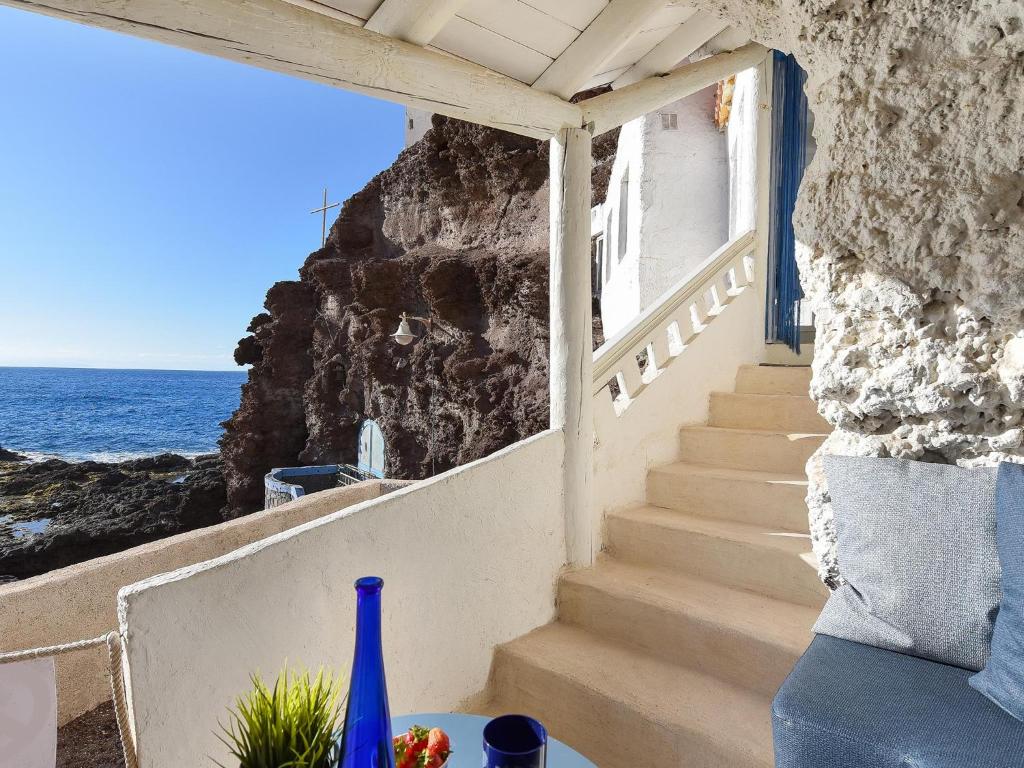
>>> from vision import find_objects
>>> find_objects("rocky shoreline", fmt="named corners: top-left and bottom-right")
top-left (0, 448), bottom-right (228, 582)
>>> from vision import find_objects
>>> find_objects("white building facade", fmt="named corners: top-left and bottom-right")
top-left (594, 70), bottom-right (761, 338)
top-left (404, 106), bottom-right (433, 147)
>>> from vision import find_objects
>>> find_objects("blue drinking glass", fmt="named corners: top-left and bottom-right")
top-left (482, 715), bottom-right (548, 768)
top-left (337, 576), bottom-right (396, 768)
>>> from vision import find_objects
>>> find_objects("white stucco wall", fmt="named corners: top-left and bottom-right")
top-left (404, 107), bottom-right (433, 147)
top-left (598, 76), bottom-right (762, 339)
top-left (727, 68), bottom-right (761, 238)
top-left (638, 87), bottom-right (729, 310)
top-left (118, 430), bottom-right (566, 768)
top-left (0, 480), bottom-right (388, 726)
top-left (597, 118), bottom-right (645, 336)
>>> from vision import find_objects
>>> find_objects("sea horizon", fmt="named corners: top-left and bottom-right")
top-left (0, 366), bottom-right (247, 463)
top-left (0, 363), bottom-right (246, 374)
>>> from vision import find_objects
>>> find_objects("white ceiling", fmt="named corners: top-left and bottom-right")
top-left (317, 0), bottom-right (740, 95)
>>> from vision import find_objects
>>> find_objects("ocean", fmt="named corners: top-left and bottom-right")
top-left (0, 367), bottom-right (247, 462)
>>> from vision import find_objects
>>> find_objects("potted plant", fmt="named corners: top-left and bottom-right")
top-left (217, 667), bottom-right (343, 768)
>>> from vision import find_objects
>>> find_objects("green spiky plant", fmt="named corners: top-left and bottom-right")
top-left (216, 667), bottom-right (344, 768)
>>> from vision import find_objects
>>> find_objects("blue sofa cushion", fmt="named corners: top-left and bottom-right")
top-left (971, 461), bottom-right (1024, 721)
top-left (773, 635), bottom-right (1024, 768)
top-left (815, 456), bottom-right (1000, 671)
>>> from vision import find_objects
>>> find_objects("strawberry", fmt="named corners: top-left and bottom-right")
top-left (406, 725), bottom-right (430, 753)
top-left (394, 736), bottom-right (408, 768)
top-left (425, 727), bottom-right (451, 767)
top-left (395, 726), bottom-right (430, 768)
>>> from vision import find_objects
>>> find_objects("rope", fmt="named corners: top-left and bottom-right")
top-left (0, 631), bottom-right (140, 768)
top-left (0, 634), bottom-right (109, 663)
top-left (106, 632), bottom-right (139, 768)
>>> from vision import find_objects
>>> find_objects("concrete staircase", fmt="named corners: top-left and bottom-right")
top-left (484, 364), bottom-right (831, 768)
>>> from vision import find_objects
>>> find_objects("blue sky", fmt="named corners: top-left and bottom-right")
top-left (0, 6), bottom-right (404, 371)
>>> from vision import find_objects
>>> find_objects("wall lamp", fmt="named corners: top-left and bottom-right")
top-left (390, 312), bottom-right (457, 346)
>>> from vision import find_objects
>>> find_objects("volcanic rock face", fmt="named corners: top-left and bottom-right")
top-left (0, 454), bottom-right (226, 581)
top-left (696, 0), bottom-right (1024, 585)
top-left (223, 116), bottom-right (617, 512)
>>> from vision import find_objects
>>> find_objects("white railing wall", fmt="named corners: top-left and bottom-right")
top-left (593, 231), bottom-right (757, 410)
top-left (117, 430), bottom-right (566, 768)
top-left (0, 481), bottom-right (389, 726)
top-left (590, 230), bottom-right (768, 556)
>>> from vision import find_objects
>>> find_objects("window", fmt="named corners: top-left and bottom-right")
top-left (593, 235), bottom-right (606, 297)
top-left (605, 212), bottom-right (614, 276)
top-left (408, 117), bottom-right (415, 130)
top-left (660, 112), bottom-right (678, 130)
top-left (617, 170), bottom-right (629, 261)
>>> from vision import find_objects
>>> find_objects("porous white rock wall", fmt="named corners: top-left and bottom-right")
top-left (697, 0), bottom-right (1024, 585)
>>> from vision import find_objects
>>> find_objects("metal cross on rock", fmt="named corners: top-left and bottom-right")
top-left (310, 187), bottom-right (340, 247)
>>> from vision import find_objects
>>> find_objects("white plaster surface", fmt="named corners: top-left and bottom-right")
top-left (404, 107), bottom-right (433, 147)
top-left (638, 87), bottom-right (729, 310)
top-left (597, 76), bottom-right (763, 338)
top-left (727, 67), bottom-right (760, 239)
top-left (593, 257), bottom-right (768, 531)
top-left (690, 0), bottom-right (1024, 585)
top-left (118, 430), bottom-right (565, 768)
top-left (598, 117), bottom-right (644, 336)
top-left (0, 481), bottom-right (385, 725)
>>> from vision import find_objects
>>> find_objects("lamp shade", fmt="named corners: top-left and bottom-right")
top-left (391, 317), bottom-right (416, 346)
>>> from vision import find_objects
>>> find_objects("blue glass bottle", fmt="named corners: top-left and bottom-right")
top-left (337, 576), bottom-right (396, 768)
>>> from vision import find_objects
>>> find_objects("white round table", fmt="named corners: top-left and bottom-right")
top-left (392, 713), bottom-right (595, 768)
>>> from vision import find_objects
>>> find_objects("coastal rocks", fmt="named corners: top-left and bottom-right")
top-left (692, 0), bottom-right (1024, 585)
top-left (0, 454), bottom-right (226, 581)
top-left (0, 446), bottom-right (27, 462)
top-left (222, 115), bottom-right (617, 513)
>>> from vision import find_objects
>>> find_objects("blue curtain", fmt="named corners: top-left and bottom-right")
top-left (767, 51), bottom-right (809, 353)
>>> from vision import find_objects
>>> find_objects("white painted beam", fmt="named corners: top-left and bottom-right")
top-left (531, 0), bottom-right (668, 100)
top-left (364, 0), bottom-right (468, 46)
top-left (549, 126), bottom-right (594, 566)
top-left (580, 42), bottom-right (768, 135)
top-left (2, 0), bottom-right (581, 140)
top-left (611, 11), bottom-right (728, 88)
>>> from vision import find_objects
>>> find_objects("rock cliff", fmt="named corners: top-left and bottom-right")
top-left (222, 116), bottom-right (616, 512)
top-left (696, 0), bottom-right (1024, 585)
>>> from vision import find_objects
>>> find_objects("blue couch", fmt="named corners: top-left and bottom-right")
top-left (772, 635), bottom-right (1024, 767)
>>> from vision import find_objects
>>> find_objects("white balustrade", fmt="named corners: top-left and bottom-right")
top-left (592, 230), bottom-right (757, 415)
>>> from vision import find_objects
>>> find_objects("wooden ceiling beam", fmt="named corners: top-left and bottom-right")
top-left (530, 0), bottom-right (669, 100)
top-left (611, 11), bottom-right (728, 89)
top-left (580, 42), bottom-right (768, 135)
top-left (364, 0), bottom-right (468, 46)
top-left (1, 0), bottom-right (581, 139)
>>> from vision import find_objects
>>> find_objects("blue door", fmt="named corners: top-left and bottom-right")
top-left (766, 51), bottom-right (811, 353)
top-left (357, 420), bottom-right (386, 479)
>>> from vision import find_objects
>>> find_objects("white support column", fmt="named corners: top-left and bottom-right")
top-left (549, 126), bottom-right (594, 567)
top-left (754, 55), bottom-right (774, 314)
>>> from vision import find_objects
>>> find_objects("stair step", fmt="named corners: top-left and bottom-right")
top-left (709, 392), bottom-right (830, 433)
top-left (558, 559), bottom-right (817, 697)
top-left (647, 462), bottom-right (809, 532)
top-left (488, 623), bottom-right (774, 768)
top-left (606, 506), bottom-right (829, 608)
top-left (735, 364), bottom-right (811, 396)
top-left (679, 426), bottom-right (825, 474)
